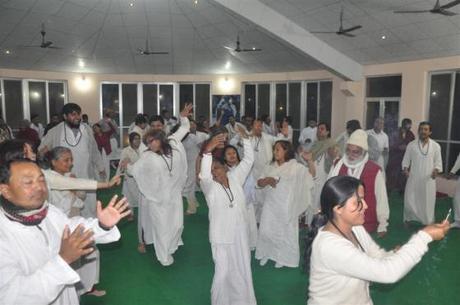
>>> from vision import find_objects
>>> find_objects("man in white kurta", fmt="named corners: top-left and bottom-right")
top-left (367, 117), bottom-right (389, 172)
top-left (448, 153), bottom-right (460, 228)
top-left (0, 160), bottom-right (127, 305)
top-left (200, 136), bottom-right (257, 305)
top-left (128, 111), bottom-right (190, 266)
top-left (39, 103), bottom-right (105, 218)
top-left (403, 122), bottom-right (442, 225)
top-left (298, 120), bottom-right (317, 150)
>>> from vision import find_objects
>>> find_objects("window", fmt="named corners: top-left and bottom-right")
top-left (178, 83), bottom-right (211, 119)
top-left (257, 84), bottom-right (270, 118)
top-left (365, 75), bottom-right (402, 135)
top-left (275, 83), bottom-right (287, 123)
top-left (306, 82), bottom-right (318, 123)
top-left (244, 84), bottom-right (256, 119)
top-left (305, 81), bottom-right (333, 126)
top-left (428, 71), bottom-right (460, 171)
top-left (288, 82), bottom-right (301, 144)
top-left (28, 81), bottom-right (47, 125)
top-left (143, 84), bottom-right (158, 116)
top-left (2, 79), bottom-right (23, 129)
top-left (159, 84), bottom-right (174, 116)
top-left (48, 82), bottom-right (65, 117)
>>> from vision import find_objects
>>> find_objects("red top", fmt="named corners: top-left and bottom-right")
top-left (338, 161), bottom-right (381, 233)
top-left (94, 123), bottom-right (116, 155)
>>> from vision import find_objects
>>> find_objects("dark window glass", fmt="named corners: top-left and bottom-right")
top-left (48, 82), bottom-right (65, 118)
top-left (366, 75), bottom-right (402, 97)
top-left (319, 81), bottom-right (332, 127)
top-left (366, 101), bottom-right (380, 130)
top-left (4, 80), bottom-right (23, 129)
top-left (257, 84), bottom-right (270, 118)
top-left (275, 83), bottom-right (287, 123)
top-left (195, 84), bottom-right (210, 121)
top-left (306, 82), bottom-right (318, 122)
top-left (288, 83), bottom-right (301, 129)
top-left (450, 73), bottom-right (460, 141)
top-left (180, 84), bottom-right (194, 113)
top-left (143, 84), bottom-right (158, 116)
top-left (383, 101), bottom-right (399, 135)
top-left (429, 74), bottom-right (452, 141)
top-left (159, 85), bottom-right (174, 115)
top-left (122, 84), bottom-right (138, 127)
top-left (101, 84), bottom-right (120, 126)
top-left (28, 81), bottom-right (47, 125)
top-left (244, 84), bottom-right (256, 118)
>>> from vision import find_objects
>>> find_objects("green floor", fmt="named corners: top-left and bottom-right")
top-left (82, 188), bottom-right (460, 305)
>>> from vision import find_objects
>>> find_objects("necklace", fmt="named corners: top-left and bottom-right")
top-left (160, 152), bottom-right (173, 177)
top-left (330, 220), bottom-right (365, 252)
top-left (417, 140), bottom-right (429, 156)
top-left (64, 124), bottom-right (82, 147)
top-left (254, 136), bottom-right (261, 152)
top-left (219, 181), bottom-right (235, 208)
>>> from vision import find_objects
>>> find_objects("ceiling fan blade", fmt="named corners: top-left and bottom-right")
top-left (240, 48), bottom-right (262, 52)
top-left (150, 52), bottom-right (169, 54)
top-left (440, 0), bottom-right (460, 9)
top-left (341, 25), bottom-right (362, 33)
top-left (340, 32), bottom-right (355, 37)
top-left (393, 10), bottom-right (431, 13)
top-left (47, 46), bottom-right (61, 49)
top-left (223, 46), bottom-right (234, 51)
top-left (310, 31), bottom-right (336, 34)
top-left (438, 9), bottom-right (457, 15)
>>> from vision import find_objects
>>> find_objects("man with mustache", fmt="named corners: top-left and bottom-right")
top-left (328, 129), bottom-right (390, 237)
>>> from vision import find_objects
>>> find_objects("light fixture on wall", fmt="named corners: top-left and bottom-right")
top-left (218, 76), bottom-right (235, 93)
top-left (75, 74), bottom-right (91, 92)
top-left (431, 91), bottom-right (437, 96)
top-left (78, 59), bottom-right (85, 68)
top-left (225, 61), bottom-right (231, 69)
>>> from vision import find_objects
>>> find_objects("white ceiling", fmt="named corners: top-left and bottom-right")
top-left (0, 0), bottom-right (459, 75)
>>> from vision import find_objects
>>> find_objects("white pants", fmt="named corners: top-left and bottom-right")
top-left (211, 218), bottom-right (257, 305)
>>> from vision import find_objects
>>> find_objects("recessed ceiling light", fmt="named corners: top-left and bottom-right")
top-left (381, 35), bottom-right (387, 40)
top-left (225, 61), bottom-right (231, 69)
top-left (193, 0), bottom-right (198, 5)
top-left (78, 59), bottom-right (85, 68)
top-left (431, 91), bottom-right (437, 96)
top-left (5, 50), bottom-right (11, 54)
top-left (252, 47), bottom-right (256, 50)
top-left (129, 3), bottom-right (134, 7)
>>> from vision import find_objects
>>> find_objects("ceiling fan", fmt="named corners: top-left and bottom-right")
top-left (137, 39), bottom-right (168, 55)
top-left (394, 0), bottom-right (460, 16)
top-left (224, 35), bottom-right (262, 53)
top-left (24, 23), bottom-right (61, 49)
top-left (310, 8), bottom-right (362, 37)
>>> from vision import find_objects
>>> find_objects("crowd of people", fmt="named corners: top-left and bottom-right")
top-left (0, 102), bottom-right (457, 305)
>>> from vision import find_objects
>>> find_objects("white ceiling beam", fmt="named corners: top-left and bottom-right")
top-left (212, 0), bottom-right (363, 81)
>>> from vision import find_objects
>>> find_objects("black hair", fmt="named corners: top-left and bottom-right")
top-left (0, 139), bottom-right (33, 165)
top-left (346, 120), bottom-right (361, 133)
top-left (261, 114), bottom-right (270, 122)
top-left (283, 116), bottom-right (292, 124)
top-left (31, 114), bottom-right (39, 120)
top-left (92, 123), bottom-right (101, 129)
top-left (129, 132), bottom-right (140, 144)
top-left (149, 115), bottom-right (164, 125)
top-left (82, 114), bottom-right (89, 119)
top-left (209, 125), bottom-right (228, 138)
top-left (143, 129), bottom-right (172, 156)
top-left (401, 118), bottom-right (412, 126)
top-left (222, 145), bottom-right (241, 165)
top-left (62, 103), bottom-right (82, 115)
top-left (303, 176), bottom-right (364, 272)
top-left (0, 158), bottom-right (37, 184)
top-left (419, 121), bottom-right (432, 131)
top-left (212, 157), bottom-right (226, 166)
top-left (135, 114), bottom-right (147, 125)
top-left (272, 140), bottom-right (295, 163)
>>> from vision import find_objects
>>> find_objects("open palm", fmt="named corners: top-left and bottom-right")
top-left (97, 195), bottom-right (131, 228)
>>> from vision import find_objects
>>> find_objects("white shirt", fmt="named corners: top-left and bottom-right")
top-left (450, 153), bottom-right (460, 174)
top-left (308, 226), bottom-right (432, 305)
top-left (299, 126), bottom-right (317, 145)
top-left (367, 129), bottom-right (389, 169)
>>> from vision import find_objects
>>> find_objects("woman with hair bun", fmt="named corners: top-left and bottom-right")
top-left (305, 176), bottom-right (450, 305)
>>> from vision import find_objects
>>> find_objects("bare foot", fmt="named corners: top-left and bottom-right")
top-left (137, 243), bottom-right (146, 254)
top-left (86, 288), bottom-right (106, 297)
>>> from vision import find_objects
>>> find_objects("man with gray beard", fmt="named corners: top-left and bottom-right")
top-left (328, 129), bottom-right (390, 237)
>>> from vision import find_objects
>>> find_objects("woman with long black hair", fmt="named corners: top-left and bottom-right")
top-left (305, 176), bottom-right (449, 305)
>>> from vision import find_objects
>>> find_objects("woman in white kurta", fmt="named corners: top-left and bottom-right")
top-left (255, 140), bottom-right (314, 268)
top-left (182, 120), bottom-right (208, 214)
top-left (46, 146), bottom-right (104, 296)
top-left (200, 132), bottom-right (257, 305)
top-left (402, 124), bottom-right (442, 225)
top-left (126, 105), bottom-right (191, 266)
top-left (223, 144), bottom-right (258, 250)
top-left (448, 153), bottom-right (460, 228)
top-left (305, 176), bottom-right (449, 305)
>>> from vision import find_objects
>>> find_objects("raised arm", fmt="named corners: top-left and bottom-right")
top-left (170, 103), bottom-right (192, 142)
top-left (232, 127), bottom-right (254, 184)
top-left (198, 134), bottom-right (225, 192)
